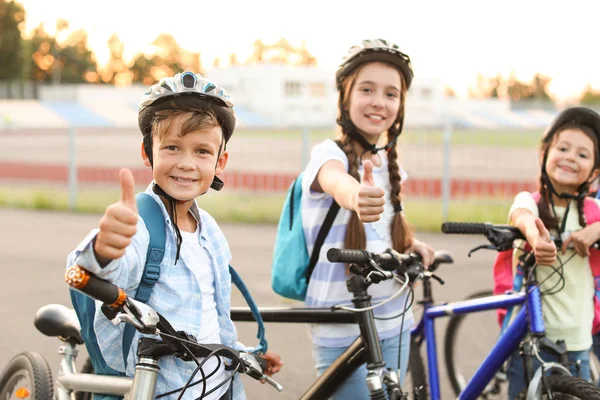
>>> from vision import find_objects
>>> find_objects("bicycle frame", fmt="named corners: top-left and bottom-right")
top-left (54, 339), bottom-right (131, 399)
top-left (231, 275), bottom-right (404, 399)
top-left (413, 282), bottom-right (554, 400)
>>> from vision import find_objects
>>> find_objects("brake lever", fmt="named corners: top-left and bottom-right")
top-left (111, 298), bottom-right (159, 334)
top-left (239, 353), bottom-right (284, 392)
top-left (468, 244), bottom-right (497, 257)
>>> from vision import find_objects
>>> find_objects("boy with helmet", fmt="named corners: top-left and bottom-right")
top-left (67, 72), bottom-right (282, 399)
top-left (299, 39), bottom-right (434, 398)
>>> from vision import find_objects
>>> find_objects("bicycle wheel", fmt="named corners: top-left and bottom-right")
top-left (405, 336), bottom-right (429, 399)
top-left (444, 289), bottom-right (506, 398)
top-left (0, 352), bottom-right (53, 400)
top-left (516, 374), bottom-right (600, 399)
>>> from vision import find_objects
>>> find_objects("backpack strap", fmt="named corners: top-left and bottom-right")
top-left (229, 265), bottom-right (268, 354)
top-left (306, 140), bottom-right (345, 283)
top-left (307, 201), bottom-right (340, 281)
top-left (122, 193), bottom-right (166, 367)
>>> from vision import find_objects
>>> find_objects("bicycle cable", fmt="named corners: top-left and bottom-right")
top-left (374, 285), bottom-right (414, 321)
top-left (397, 285), bottom-right (414, 382)
top-left (155, 330), bottom-right (243, 400)
top-left (331, 273), bottom-right (410, 312)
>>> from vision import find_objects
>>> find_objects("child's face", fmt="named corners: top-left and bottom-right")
top-left (143, 114), bottom-right (228, 200)
top-left (545, 128), bottom-right (598, 193)
top-left (348, 62), bottom-right (402, 143)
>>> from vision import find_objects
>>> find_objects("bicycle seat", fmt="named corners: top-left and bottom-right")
top-left (34, 304), bottom-right (84, 344)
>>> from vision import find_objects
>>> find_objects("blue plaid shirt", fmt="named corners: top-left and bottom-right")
top-left (68, 184), bottom-right (246, 399)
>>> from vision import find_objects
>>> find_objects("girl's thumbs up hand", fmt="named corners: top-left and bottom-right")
top-left (353, 160), bottom-right (385, 223)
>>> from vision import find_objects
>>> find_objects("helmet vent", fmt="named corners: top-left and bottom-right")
top-left (181, 72), bottom-right (196, 88)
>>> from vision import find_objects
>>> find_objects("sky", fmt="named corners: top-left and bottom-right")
top-left (16, 0), bottom-right (600, 101)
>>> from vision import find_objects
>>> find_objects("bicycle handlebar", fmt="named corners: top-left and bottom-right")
top-left (64, 264), bottom-right (283, 392)
top-left (326, 248), bottom-right (402, 269)
top-left (65, 264), bottom-right (127, 308)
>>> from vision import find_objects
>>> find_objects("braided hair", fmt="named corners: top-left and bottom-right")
top-left (336, 62), bottom-right (413, 253)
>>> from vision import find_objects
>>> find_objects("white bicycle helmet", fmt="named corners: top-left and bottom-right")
top-left (138, 71), bottom-right (236, 145)
top-left (336, 39), bottom-right (414, 90)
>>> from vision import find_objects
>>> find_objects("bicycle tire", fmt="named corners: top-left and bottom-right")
top-left (0, 351), bottom-right (53, 400)
top-left (516, 374), bottom-right (600, 399)
top-left (444, 289), bottom-right (506, 398)
top-left (407, 336), bottom-right (428, 399)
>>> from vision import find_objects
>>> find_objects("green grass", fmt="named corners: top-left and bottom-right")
top-left (237, 128), bottom-right (542, 148)
top-left (0, 186), bottom-right (511, 231)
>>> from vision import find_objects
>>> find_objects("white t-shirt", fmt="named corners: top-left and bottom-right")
top-left (509, 191), bottom-right (596, 351)
top-left (301, 139), bottom-right (413, 348)
top-left (180, 224), bottom-right (229, 400)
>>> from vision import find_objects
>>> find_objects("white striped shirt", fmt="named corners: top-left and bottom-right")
top-left (301, 139), bottom-right (413, 348)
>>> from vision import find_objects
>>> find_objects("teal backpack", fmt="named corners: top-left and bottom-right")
top-left (271, 170), bottom-right (341, 301)
top-left (70, 193), bottom-right (266, 400)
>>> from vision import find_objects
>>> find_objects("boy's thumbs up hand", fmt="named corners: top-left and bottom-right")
top-left (119, 168), bottom-right (138, 213)
top-left (353, 160), bottom-right (385, 223)
top-left (94, 168), bottom-right (139, 262)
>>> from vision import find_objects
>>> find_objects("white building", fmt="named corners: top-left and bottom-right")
top-left (207, 64), bottom-right (338, 128)
top-left (208, 64), bottom-right (449, 128)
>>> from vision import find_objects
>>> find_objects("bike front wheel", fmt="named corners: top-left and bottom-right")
top-left (0, 352), bottom-right (53, 400)
top-left (405, 336), bottom-right (428, 399)
top-left (516, 374), bottom-right (600, 399)
top-left (444, 289), bottom-right (506, 398)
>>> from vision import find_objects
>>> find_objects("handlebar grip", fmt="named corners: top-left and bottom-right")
top-left (65, 264), bottom-right (127, 309)
top-left (441, 222), bottom-right (488, 234)
top-left (327, 249), bottom-right (369, 263)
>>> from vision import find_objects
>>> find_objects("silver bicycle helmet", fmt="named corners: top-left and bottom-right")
top-left (138, 71), bottom-right (235, 191)
top-left (336, 39), bottom-right (414, 90)
top-left (138, 71), bottom-right (236, 147)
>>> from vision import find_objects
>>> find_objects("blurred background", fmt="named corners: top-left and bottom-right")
top-left (2, 0), bottom-right (600, 227)
top-left (3, 1), bottom-right (600, 398)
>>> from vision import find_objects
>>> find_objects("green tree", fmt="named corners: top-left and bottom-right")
top-left (101, 34), bottom-right (128, 84)
top-left (129, 33), bottom-right (184, 84)
top-left (24, 23), bottom-right (97, 83)
top-left (58, 28), bottom-right (98, 83)
top-left (25, 24), bottom-right (54, 82)
top-left (0, 0), bottom-right (25, 80)
top-left (579, 84), bottom-right (600, 105)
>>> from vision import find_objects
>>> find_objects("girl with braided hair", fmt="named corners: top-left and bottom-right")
top-left (300, 39), bottom-right (434, 398)
top-left (506, 107), bottom-right (600, 398)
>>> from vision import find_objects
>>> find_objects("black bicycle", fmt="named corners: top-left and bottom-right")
top-left (232, 248), bottom-right (454, 399)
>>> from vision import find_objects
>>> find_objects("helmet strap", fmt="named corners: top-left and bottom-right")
top-left (152, 183), bottom-right (195, 265)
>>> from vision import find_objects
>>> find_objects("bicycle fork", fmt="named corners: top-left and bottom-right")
top-left (347, 275), bottom-right (403, 400)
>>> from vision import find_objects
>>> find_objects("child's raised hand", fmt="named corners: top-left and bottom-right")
top-left (531, 218), bottom-right (556, 265)
top-left (561, 224), bottom-right (600, 257)
top-left (94, 168), bottom-right (138, 262)
top-left (353, 160), bottom-right (385, 223)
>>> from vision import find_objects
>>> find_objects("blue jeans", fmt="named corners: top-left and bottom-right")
top-left (507, 347), bottom-right (591, 399)
top-left (312, 330), bottom-right (411, 400)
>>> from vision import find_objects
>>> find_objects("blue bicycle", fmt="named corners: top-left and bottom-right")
top-left (407, 222), bottom-right (600, 399)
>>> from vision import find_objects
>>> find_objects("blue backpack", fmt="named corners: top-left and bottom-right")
top-left (70, 193), bottom-right (266, 400)
top-left (271, 169), bottom-right (341, 301)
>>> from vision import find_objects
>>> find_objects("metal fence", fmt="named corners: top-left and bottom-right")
top-left (0, 124), bottom-right (541, 217)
